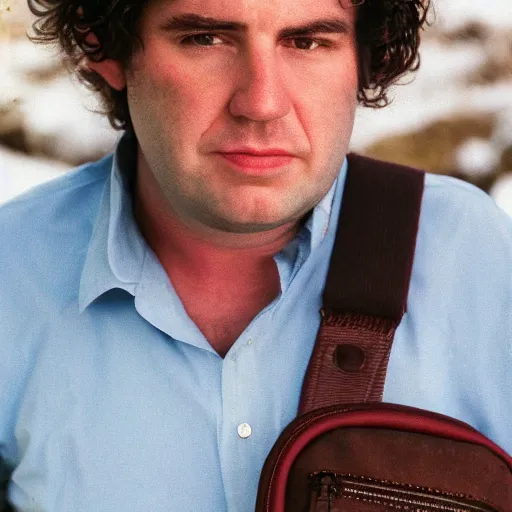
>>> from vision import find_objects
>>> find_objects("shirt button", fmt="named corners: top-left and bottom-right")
top-left (237, 423), bottom-right (252, 438)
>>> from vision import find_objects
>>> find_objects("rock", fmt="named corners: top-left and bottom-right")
top-left (0, 53), bottom-right (28, 151)
top-left (492, 107), bottom-right (512, 151)
top-left (501, 146), bottom-right (512, 172)
top-left (357, 114), bottom-right (495, 176)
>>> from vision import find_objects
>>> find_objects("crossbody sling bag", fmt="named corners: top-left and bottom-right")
top-left (255, 154), bottom-right (512, 512)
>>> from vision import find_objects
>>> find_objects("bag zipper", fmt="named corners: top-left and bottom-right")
top-left (307, 471), bottom-right (499, 512)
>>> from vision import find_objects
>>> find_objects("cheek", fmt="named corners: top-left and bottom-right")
top-left (129, 48), bottom-right (230, 133)
top-left (286, 50), bottom-right (359, 136)
top-left (292, 79), bottom-right (357, 183)
top-left (298, 77), bottom-right (358, 153)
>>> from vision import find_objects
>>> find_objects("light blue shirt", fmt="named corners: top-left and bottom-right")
top-left (1, 133), bottom-right (511, 512)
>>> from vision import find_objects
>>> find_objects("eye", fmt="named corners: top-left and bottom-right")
top-left (181, 33), bottom-right (224, 46)
top-left (288, 38), bottom-right (321, 51)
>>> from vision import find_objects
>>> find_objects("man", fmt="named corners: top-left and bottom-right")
top-left (1, 0), bottom-right (511, 510)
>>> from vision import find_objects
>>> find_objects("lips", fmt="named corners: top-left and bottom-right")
top-left (215, 148), bottom-right (296, 172)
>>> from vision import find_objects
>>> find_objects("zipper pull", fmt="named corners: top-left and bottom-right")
top-left (308, 472), bottom-right (342, 512)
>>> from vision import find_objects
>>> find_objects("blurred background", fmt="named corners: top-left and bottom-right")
top-left (1, 0), bottom-right (511, 213)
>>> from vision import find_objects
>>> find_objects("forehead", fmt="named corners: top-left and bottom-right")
top-left (146, 0), bottom-right (356, 28)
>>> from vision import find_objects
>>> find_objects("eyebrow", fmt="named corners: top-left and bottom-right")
top-left (161, 13), bottom-right (352, 38)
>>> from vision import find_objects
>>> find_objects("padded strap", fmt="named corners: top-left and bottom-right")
top-left (299, 154), bottom-right (425, 414)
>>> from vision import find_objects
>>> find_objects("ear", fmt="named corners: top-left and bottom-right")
top-left (82, 32), bottom-right (127, 91)
top-left (86, 59), bottom-right (127, 91)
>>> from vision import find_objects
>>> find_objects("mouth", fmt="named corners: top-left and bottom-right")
top-left (214, 148), bottom-right (296, 173)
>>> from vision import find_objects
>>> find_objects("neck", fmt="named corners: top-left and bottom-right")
top-left (132, 158), bottom-right (307, 356)
top-left (133, 165), bottom-right (301, 282)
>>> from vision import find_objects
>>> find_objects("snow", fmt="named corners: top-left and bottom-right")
top-left (490, 174), bottom-right (512, 218)
top-left (433, 0), bottom-right (512, 30)
top-left (3, 37), bottom-right (61, 76)
top-left (350, 43), bottom-right (512, 150)
top-left (0, 145), bottom-right (70, 205)
top-left (454, 138), bottom-right (499, 178)
top-left (21, 74), bottom-right (121, 164)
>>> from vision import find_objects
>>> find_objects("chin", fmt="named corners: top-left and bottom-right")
top-left (207, 216), bottom-right (288, 234)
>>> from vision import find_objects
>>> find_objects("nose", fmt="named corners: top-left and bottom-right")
top-left (229, 46), bottom-right (292, 122)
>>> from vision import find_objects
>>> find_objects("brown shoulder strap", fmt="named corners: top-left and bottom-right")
top-left (298, 154), bottom-right (425, 414)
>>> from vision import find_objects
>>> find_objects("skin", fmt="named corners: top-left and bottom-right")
top-left (87, 0), bottom-right (360, 356)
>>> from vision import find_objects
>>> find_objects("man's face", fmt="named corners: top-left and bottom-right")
top-left (124, 0), bottom-right (359, 233)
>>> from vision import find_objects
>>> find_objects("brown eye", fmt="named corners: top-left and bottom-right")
top-left (292, 38), bottom-right (320, 50)
top-left (182, 33), bottom-right (223, 46)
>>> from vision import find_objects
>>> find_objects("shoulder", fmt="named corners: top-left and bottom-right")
top-left (0, 153), bottom-right (111, 251)
top-left (0, 154), bottom-right (111, 225)
top-left (423, 171), bottom-right (507, 214)
top-left (413, 172), bottom-right (512, 342)
top-left (0, 153), bottom-right (112, 324)
top-left (420, 172), bottom-right (512, 256)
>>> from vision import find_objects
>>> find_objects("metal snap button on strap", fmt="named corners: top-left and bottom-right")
top-left (333, 344), bottom-right (366, 372)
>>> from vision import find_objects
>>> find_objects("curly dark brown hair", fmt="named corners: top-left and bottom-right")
top-left (27, 0), bottom-right (432, 132)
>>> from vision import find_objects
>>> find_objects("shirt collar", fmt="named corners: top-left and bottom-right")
top-left (79, 132), bottom-right (348, 311)
top-left (79, 131), bottom-right (145, 311)
top-left (304, 160), bottom-right (347, 251)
